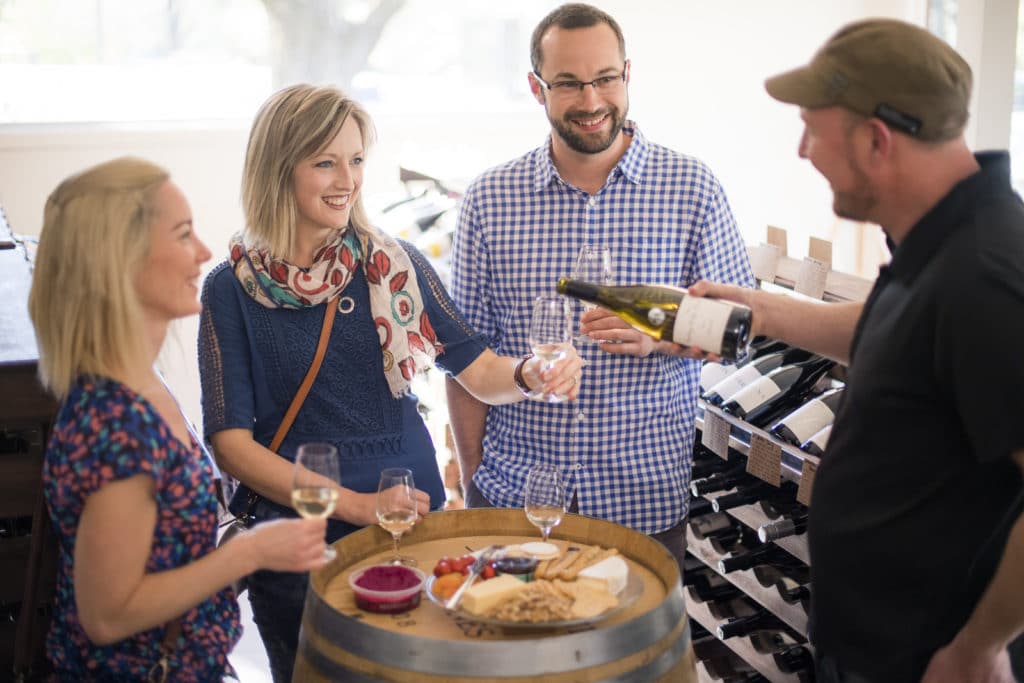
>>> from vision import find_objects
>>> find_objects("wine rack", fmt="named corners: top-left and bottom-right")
top-left (686, 246), bottom-right (873, 683)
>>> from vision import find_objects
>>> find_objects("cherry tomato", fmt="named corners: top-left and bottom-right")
top-left (454, 555), bottom-right (475, 573)
top-left (433, 559), bottom-right (452, 577)
top-left (482, 564), bottom-right (497, 580)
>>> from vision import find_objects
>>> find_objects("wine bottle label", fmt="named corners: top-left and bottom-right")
top-left (673, 297), bottom-right (732, 354)
top-left (803, 424), bottom-right (832, 450)
top-left (777, 400), bottom-right (835, 444)
top-left (730, 377), bottom-right (783, 412)
top-left (707, 364), bottom-right (763, 402)
top-left (700, 362), bottom-right (736, 392)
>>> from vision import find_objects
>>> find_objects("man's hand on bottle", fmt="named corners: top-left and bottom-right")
top-left (580, 308), bottom-right (659, 358)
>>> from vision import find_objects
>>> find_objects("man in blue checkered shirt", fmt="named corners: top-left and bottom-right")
top-left (446, 3), bottom-right (754, 571)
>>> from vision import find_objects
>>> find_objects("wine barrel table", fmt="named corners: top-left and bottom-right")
top-left (293, 508), bottom-right (695, 682)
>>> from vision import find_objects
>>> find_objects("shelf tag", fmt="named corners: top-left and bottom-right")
top-left (809, 237), bottom-right (833, 269)
top-left (746, 433), bottom-right (782, 486)
top-left (797, 459), bottom-right (818, 505)
top-left (767, 225), bottom-right (789, 258)
top-left (748, 243), bottom-right (781, 283)
top-left (701, 409), bottom-right (730, 460)
top-left (795, 256), bottom-right (828, 299)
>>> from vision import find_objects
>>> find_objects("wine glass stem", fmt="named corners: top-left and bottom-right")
top-left (391, 533), bottom-right (401, 561)
top-left (542, 527), bottom-right (550, 542)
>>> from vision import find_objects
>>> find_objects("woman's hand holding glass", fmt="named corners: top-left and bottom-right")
top-left (292, 443), bottom-right (341, 562)
top-left (525, 295), bottom-right (585, 402)
top-left (376, 468), bottom-right (420, 566)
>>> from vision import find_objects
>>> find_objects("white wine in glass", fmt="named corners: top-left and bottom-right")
top-left (292, 442), bottom-right (340, 562)
top-left (524, 464), bottom-right (566, 542)
top-left (527, 295), bottom-right (574, 403)
top-left (376, 467), bottom-right (418, 566)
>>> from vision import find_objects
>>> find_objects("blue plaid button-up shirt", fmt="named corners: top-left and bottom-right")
top-left (451, 122), bottom-right (754, 534)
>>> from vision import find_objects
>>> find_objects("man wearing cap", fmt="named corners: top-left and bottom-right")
top-left (683, 18), bottom-right (1024, 683)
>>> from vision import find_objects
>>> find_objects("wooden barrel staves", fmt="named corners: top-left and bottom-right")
top-left (293, 508), bottom-right (695, 682)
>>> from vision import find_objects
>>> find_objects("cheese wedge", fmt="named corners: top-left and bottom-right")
top-left (578, 555), bottom-right (629, 595)
top-left (460, 574), bottom-right (527, 615)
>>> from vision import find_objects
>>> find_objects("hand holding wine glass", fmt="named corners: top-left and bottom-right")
top-left (376, 467), bottom-right (419, 566)
top-left (291, 443), bottom-right (340, 562)
top-left (524, 464), bottom-right (566, 543)
top-left (527, 295), bottom-right (574, 403)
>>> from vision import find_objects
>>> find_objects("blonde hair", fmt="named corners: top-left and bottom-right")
top-left (28, 157), bottom-right (169, 398)
top-left (242, 84), bottom-right (377, 258)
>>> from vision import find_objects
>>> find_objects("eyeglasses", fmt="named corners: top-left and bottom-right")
top-left (533, 65), bottom-right (628, 97)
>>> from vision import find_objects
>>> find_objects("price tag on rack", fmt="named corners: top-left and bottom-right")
top-left (747, 243), bottom-right (781, 283)
top-left (797, 458), bottom-right (818, 505)
top-left (746, 433), bottom-right (782, 486)
top-left (701, 408), bottom-right (730, 460)
top-left (795, 256), bottom-right (828, 299)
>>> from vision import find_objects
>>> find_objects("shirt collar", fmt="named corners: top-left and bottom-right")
top-left (887, 151), bottom-right (1012, 282)
top-left (531, 120), bottom-right (649, 193)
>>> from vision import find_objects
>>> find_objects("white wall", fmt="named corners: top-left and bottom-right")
top-left (10, 0), bottom-right (1017, 431)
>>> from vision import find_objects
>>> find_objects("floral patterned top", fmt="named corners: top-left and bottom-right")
top-left (43, 376), bottom-right (240, 681)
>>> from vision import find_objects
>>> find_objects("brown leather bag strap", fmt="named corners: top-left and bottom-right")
top-left (269, 295), bottom-right (339, 452)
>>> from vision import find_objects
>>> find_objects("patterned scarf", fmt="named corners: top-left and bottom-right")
top-left (229, 227), bottom-right (442, 397)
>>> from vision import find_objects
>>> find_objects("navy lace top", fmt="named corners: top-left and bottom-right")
top-left (198, 242), bottom-right (487, 539)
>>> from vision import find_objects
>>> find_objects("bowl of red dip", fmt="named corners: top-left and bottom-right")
top-left (348, 564), bottom-right (426, 614)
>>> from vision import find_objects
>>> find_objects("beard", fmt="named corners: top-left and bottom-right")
top-left (548, 102), bottom-right (627, 155)
top-left (830, 146), bottom-right (878, 222)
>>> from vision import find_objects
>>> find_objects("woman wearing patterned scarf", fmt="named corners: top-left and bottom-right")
top-left (198, 84), bottom-right (583, 682)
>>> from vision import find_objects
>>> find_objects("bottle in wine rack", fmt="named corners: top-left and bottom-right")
top-left (691, 449), bottom-right (741, 481)
top-left (800, 423), bottom-right (832, 456)
top-left (691, 466), bottom-right (751, 497)
top-left (773, 644), bottom-right (815, 674)
top-left (757, 512), bottom-right (808, 542)
top-left (748, 629), bottom-right (803, 654)
top-left (776, 574), bottom-right (812, 610)
top-left (711, 481), bottom-right (775, 513)
top-left (720, 356), bottom-right (835, 427)
top-left (687, 578), bottom-right (743, 603)
top-left (718, 542), bottom-right (802, 575)
top-left (556, 278), bottom-right (753, 361)
top-left (702, 347), bottom-right (814, 406)
top-left (708, 526), bottom-right (762, 556)
top-left (751, 556), bottom-right (811, 587)
top-left (769, 386), bottom-right (845, 447)
top-left (688, 495), bottom-right (715, 519)
top-left (706, 596), bottom-right (760, 620)
top-left (716, 609), bottom-right (786, 639)
top-left (700, 337), bottom-right (790, 393)
top-left (688, 512), bottom-right (738, 541)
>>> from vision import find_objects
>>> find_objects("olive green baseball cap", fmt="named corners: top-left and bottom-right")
top-left (765, 18), bottom-right (971, 141)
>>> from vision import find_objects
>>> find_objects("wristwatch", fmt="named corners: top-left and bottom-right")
top-left (513, 354), bottom-right (534, 397)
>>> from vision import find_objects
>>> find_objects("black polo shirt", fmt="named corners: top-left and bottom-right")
top-left (808, 152), bottom-right (1024, 682)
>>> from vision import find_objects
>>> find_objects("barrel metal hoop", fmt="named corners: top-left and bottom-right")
top-left (302, 581), bottom-right (688, 677)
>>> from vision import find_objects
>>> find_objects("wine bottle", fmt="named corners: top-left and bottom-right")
top-left (711, 481), bottom-right (775, 513)
top-left (801, 424), bottom-right (832, 456)
top-left (758, 512), bottom-right (808, 542)
top-left (709, 527), bottom-right (761, 556)
top-left (699, 337), bottom-right (789, 392)
top-left (691, 467), bottom-right (750, 497)
top-left (716, 609), bottom-right (785, 639)
top-left (721, 356), bottom-right (836, 427)
top-left (706, 596), bottom-right (760, 620)
top-left (749, 629), bottom-right (802, 654)
top-left (691, 446), bottom-right (740, 481)
top-left (769, 387), bottom-right (845, 447)
top-left (688, 512), bottom-right (738, 541)
top-left (773, 644), bottom-right (815, 673)
top-left (555, 278), bottom-right (753, 362)
top-left (687, 579), bottom-right (743, 603)
top-left (752, 559), bottom-right (810, 587)
top-left (776, 574), bottom-right (811, 609)
top-left (702, 348), bottom-right (814, 406)
top-left (718, 542), bottom-right (799, 574)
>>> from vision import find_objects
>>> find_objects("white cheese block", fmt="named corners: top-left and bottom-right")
top-left (460, 574), bottom-right (527, 615)
top-left (578, 555), bottom-right (629, 595)
top-left (518, 541), bottom-right (560, 560)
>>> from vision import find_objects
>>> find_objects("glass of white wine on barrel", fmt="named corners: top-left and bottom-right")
top-left (291, 443), bottom-right (340, 562)
top-left (376, 467), bottom-right (419, 566)
top-left (524, 464), bottom-right (566, 542)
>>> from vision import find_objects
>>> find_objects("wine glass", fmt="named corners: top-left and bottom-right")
top-left (524, 464), bottom-right (566, 542)
top-left (292, 443), bottom-right (340, 562)
top-left (572, 244), bottom-right (613, 343)
top-left (527, 294), bottom-right (573, 403)
top-left (376, 467), bottom-right (418, 566)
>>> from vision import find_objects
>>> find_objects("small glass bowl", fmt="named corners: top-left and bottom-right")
top-left (348, 564), bottom-right (426, 614)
